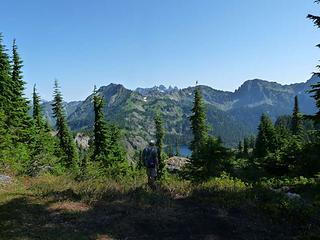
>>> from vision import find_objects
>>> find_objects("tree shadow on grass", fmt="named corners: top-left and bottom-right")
top-left (0, 186), bottom-right (316, 240)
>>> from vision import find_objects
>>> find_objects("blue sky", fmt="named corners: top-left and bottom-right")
top-left (1, 0), bottom-right (320, 101)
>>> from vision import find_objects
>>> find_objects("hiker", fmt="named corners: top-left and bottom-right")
top-left (142, 140), bottom-right (159, 190)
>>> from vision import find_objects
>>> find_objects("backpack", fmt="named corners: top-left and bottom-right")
top-left (143, 147), bottom-right (158, 168)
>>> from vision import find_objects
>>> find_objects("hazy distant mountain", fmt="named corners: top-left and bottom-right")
top-left (41, 75), bottom-right (318, 151)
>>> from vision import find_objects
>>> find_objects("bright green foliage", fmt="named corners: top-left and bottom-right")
top-left (189, 86), bottom-right (208, 159)
top-left (107, 123), bottom-right (126, 165)
top-left (30, 86), bottom-right (59, 175)
top-left (154, 111), bottom-right (165, 179)
top-left (9, 40), bottom-right (33, 143)
top-left (0, 36), bottom-right (35, 173)
top-left (254, 114), bottom-right (278, 158)
top-left (52, 80), bottom-right (78, 168)
top-left (0, 110), bottom-right (13, 166)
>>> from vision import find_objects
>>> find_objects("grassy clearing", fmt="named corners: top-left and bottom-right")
top-left (0, 173), bottom-right (319, 240)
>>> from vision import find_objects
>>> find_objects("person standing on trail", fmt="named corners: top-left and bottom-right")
top-left (142, 140), bottom-right (159, 190)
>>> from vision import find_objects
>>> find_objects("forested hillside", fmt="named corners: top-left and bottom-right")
top-left (41, 75), bottom-right (318, 149)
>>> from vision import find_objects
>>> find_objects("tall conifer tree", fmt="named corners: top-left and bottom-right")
top-left (187, 86), bottom-right (214, 180)
top-left (93, 87), bottom-right (109, 163)
top-left (291, 96), bottom-right (303, 136)
top-left (8, 39), bottom-right (33, 144)
top-left (52, 80), bottom-right (78, 168)
top-left (254, 113), bottom-right (278, 158)
top-left (308, 4), bottom-right (320, 125)
top-left (33, 85), bottom-right (43, 129)
top-left (0, 33), bottom-right (12, 113)
top-left (190, 86), bottom-right (208, 158)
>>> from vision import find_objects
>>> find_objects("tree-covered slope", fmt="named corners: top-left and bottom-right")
top-left (41, 75), bottom-right (319, 149)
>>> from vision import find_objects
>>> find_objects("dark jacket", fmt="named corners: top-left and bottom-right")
top-left (142, 146), bottom-right (159, 168)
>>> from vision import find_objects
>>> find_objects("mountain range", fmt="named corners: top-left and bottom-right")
top-left (41, 75), bottom-right (319, 153)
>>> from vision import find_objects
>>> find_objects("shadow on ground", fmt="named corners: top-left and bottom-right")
top-left (0, 186), bottom-right (308, 240)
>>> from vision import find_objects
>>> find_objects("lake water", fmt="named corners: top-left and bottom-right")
top-left (179, 145), bottom-right (191, 157)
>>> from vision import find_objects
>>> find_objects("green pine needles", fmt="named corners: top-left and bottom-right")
top-left (92, 87), bottom-right (126, 174)
top-left (52, 80), bottom-right (79, 169)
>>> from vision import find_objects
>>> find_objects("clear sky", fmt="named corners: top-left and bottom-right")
top-left (1, 0), bottom-right (320, 101)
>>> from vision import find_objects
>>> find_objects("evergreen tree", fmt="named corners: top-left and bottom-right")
top-left (52, 80), bottom-right (78, 168)
top-left (93, 88), bottom-right (109, 162)
top-left (33, 85), bottom-right (43, 129)
top-left (195, 136), bottom-right (231, 180)
top-left (189, 86), bottom-right (208, 158)
top-left (9, 39), bottom-right (33, 143)
top-left (187, 86), bottom-right (231, 180)
top-left (291, 96), bottom-right (303, 136)
top-left (31, 85), bottom-right (58, 175)
top-left (308, 6), bottom-right (320, 125)
top-left (107, 123), bottom-right (126, 164)
top-left (154, 111), bottom-right (165, 178)
top-left (254, 113), bottom-right (278, 158)
top-left (0, 33), bottom-right (12, 112)
top-left (308, 80), bottom-right (320, 125)
top-left (92, 88), bottom-right (126, 170)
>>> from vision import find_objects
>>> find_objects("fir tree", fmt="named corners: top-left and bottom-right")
top-left (308, 81), bottom-right (320, 124)
top-left (33, 85), bottom-right (43, 129)
top-left (92, 88), bottom-right (125, 169)
top-left (291, 96), bottom-right (303, 136)
top-left (188, 86), bottom-right (220, 180)
top-left (308, 5), bottom-right (320, 125)
top-left (195, 136), bottom-right (231, 180)
top-left (0, 33), bottom-right (12, 112)
top-left (254, 113), bottom-right (278, 158)
top-left (93, 87), bottom-right (109, 163)
top-left (9, 39), bottom-right (33, 143)
top-left (107, 123), bottom-right (125, 164)
top-left (189, 86), bottom-right (208, 159)
top-left (30, 86), bottom-right (58, 175)
top-left (154, 111), bottom-right (165, 178)
top-left (52, 80), bottom-right (78, 168)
